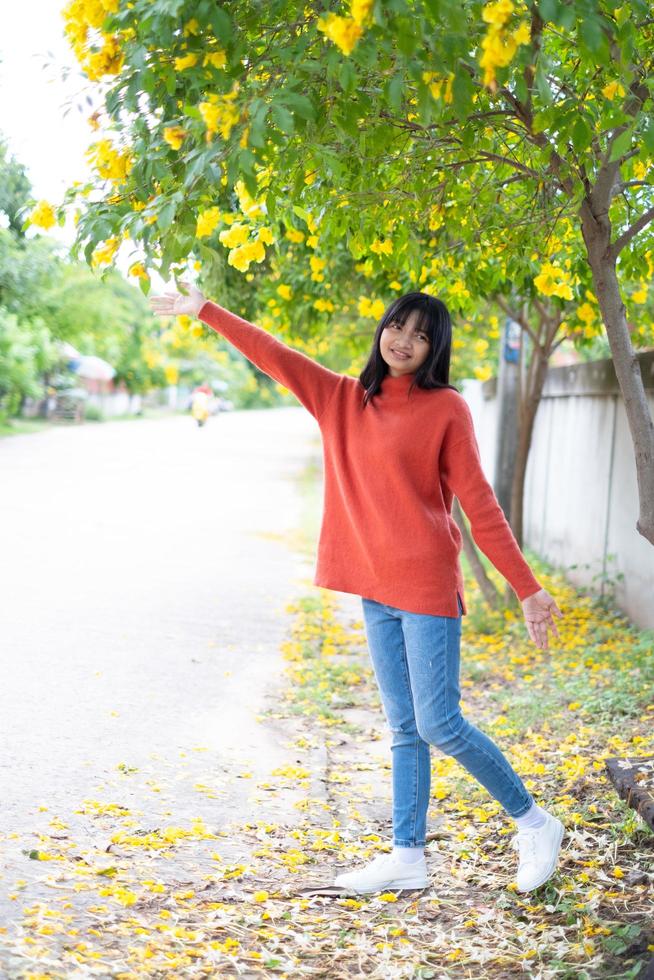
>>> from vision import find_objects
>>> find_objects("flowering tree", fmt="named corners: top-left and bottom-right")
top-left (34, 0), bottom-right (654, 545)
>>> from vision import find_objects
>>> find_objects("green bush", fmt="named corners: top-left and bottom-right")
top-left (84, 403), bottom-right (104, 422)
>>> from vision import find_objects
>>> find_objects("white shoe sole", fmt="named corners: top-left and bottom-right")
top-left (516, 819), bottom-right (565, 892)
top-left (334, 872), bottom-right (429, 894)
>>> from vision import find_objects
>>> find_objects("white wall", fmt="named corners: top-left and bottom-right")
top-left (461, 372), bottom-right (654, 631)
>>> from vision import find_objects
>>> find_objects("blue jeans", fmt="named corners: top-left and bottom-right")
top-left (361, 593), bottom-right (534, 846)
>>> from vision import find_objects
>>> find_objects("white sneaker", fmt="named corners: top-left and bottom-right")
top-left (511, 812), bottom-right (565, 892)
top-left (333, 851), bottom-right (429, 894)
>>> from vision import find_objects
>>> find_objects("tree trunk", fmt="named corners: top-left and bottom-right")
top-left (510, 339), bottom-right (551, 545)
top-left (580, 205), bottom-right (654, 545)
top-left (452, 498), bottom-right (502, 609)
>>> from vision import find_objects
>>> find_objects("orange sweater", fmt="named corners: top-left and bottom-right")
top-left (198, 300), bottom-right (542, 617)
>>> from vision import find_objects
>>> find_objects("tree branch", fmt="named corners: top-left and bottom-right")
top-left (611, 206), bottom-right (654, 257)
top-left (476, 151), bottom-right (540, 178)
top-left (493, 294), bottom-right (539, 347)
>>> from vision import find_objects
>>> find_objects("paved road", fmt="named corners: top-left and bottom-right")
top-left (0, 406), bottom-right (327, 914)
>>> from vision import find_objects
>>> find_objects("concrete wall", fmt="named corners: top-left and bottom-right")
top-left (461, 349), bottom-right (654, 631)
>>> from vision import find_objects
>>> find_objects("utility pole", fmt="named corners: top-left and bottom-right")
top-left (494, 317), bottom-right (522, 517)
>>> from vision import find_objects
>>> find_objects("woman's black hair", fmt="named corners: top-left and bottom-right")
top-left (358, 291), bottom-right (461, 406)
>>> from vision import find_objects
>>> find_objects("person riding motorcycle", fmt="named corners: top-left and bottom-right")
top-left (191, 384), bottom-right (211, 427)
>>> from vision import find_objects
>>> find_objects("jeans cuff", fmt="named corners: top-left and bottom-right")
top-left (507, 797), bottom-right (535, 819)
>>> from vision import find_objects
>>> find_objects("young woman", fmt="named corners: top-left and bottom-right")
top-left (149, 281), bottom-right (565, 895)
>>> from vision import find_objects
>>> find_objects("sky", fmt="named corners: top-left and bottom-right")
top-left (0, 0), bottom-right (166, 288)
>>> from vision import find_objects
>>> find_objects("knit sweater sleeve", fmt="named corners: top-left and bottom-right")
top-left (439, 397), bottom-right (542, 602)
top-left (197, 299), bottom-right (341, 423)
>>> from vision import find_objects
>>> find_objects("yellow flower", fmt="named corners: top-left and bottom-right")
top-left (370, 238), bottom-right (393, 255)
top-left (91, 236), bottom-right (121, 268)
top-left (227, 239), bottom-right (266, 272)
top-left (84, 35), bottom-right (124, 80)
top-left (163, 126), bottom-right (187, 150)
top-left (183, 18), bottom-right (200, 35)
top-left (512, 20), bottom-right (531, 45)
top-left (602, 80), bottom-right (626, 101)
top-left (174, 52), bottom-right (199, 72)
top-left (576, 302), bottom-right (596, 325)
top-left (256, 226), bottom-right (275, 245)
top-left (277, 284), bottom-right (292, 300)
top-left (450, 281), bottom-right (471, 300)
top-left (199, 85), bottom-right (241, 140)
top-left (358, 296), bottom-right (385, 319)
top-left (534, 261), bottom-right (574, 301)
top-left (350, 0), bottom-right (374, 26)
top-left (316, 13), bottom-right (363, 56)
top-left (481, 0), bottom-right (514, 27)
top-left (203, 49), bottom-right (227, 69)
top-left (632, 284), bottom-right (648, 304)
top-left (196, 207), bottom-right (222, 238)
top-left (85, 139), bottom-right (133, 183)
top-left (314, 298), bottom-right (335, 312)
top-left (480, 27), bottom-right (518, 83)
top-left (253, 890), bottom-right (269, 902)
top-left (128, 262), bottom-right (148, 280)
top-left (29, 200), bottom-right (57, 230)
top-left (219, 222), bottom-right (250, 248)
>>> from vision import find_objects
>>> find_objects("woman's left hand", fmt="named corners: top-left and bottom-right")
top-left (521, 588), bottom-right (564, 650)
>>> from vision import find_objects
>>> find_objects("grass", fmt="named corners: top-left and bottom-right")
top-left (0, 406), bottom-right (187, 438)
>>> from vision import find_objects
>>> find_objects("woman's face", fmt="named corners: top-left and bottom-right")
top-left (379, 309), bottom-right (431, 377)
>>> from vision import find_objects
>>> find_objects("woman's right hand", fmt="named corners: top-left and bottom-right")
top-left (148, 279), bottom-right (206, 318)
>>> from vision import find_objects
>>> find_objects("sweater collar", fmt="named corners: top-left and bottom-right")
top-left (382, 370), bottom-right (417, 391)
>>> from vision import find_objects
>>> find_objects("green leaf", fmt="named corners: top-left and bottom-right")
top-left (227, 152), bottom-right (240, 188)
top-left (571, 115), bottom-right (591, 152)
top-left (461, 126), bottom-right (475, 150)
top-left (339, 60), bottom-right (357, 94)
top-left (538, 0), bottom-right (562, 24)
top-left (608, 126), bottom-right (634, 162)
top-left (416, 83), bottom-right (434, 126)
top-left (534, 64), bottom-right (553, 104)
top-left (209, 5), bottom-right (232, 42)
top-left (182, 104), bottom-right (202, 121)
top-left (157, 199), bottom-right (177, 230)
top-left (538, 0), bottom-right (574, 28)
top-left (271, 104), bottom-right (295, 134)
top-left (396, 20), bottom-right (417, 56)
top-left (283, 92), bottom-right (315, 120)
top-left (386, 74), bottom-right (404, 112)
top-left (642, 118), bottom-right (654, 153)
top-left (513, 74), bottom-right (528, 105)
top-left (337, 102), bottom-right (361, 138)
top-left (163, 67), bottom-right (176, 96)
top-left (579, 13), bottom-right (605, 51)
top-left (131, 45), bottom-right (146, 69)
top-left (451, 69), bottom-right (473, 119)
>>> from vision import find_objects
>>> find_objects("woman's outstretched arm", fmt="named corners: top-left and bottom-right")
top-left (149, 281), bottom-right (342, 423)
top-left (440, 398), bottom-right (542, 601)
top-left (439, 395), bottom-right (563, 649)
